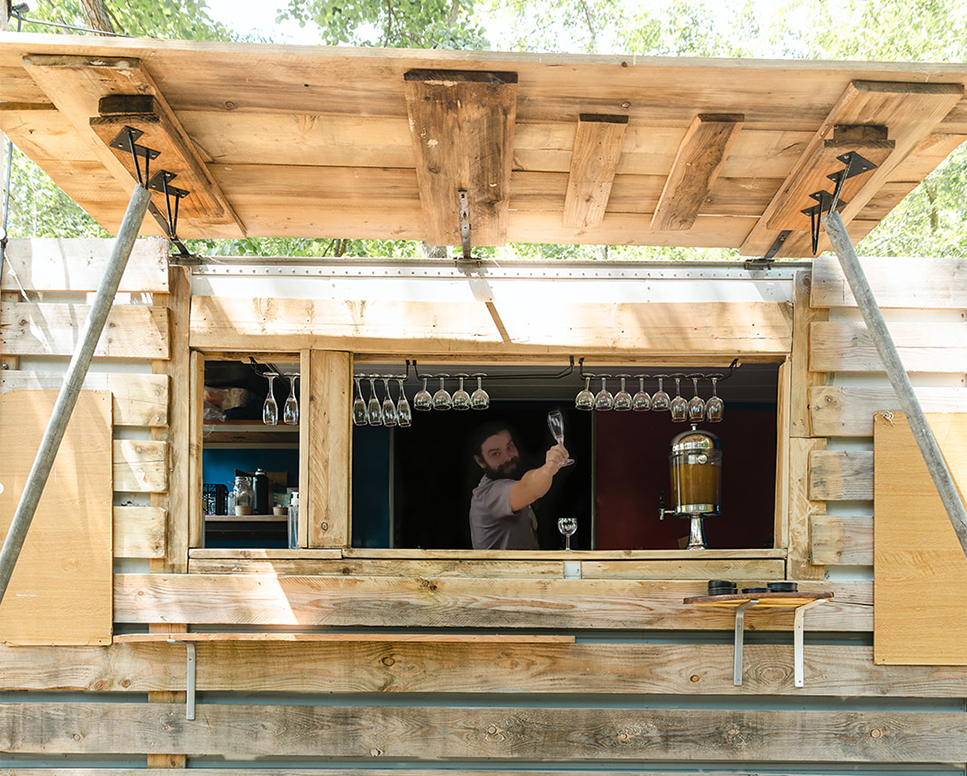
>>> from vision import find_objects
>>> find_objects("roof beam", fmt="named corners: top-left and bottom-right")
top-left (650, 113), bottom-right (743, 232)
top-left (22, 55), bottom-right (244, 239)
top-left (741, 80), bottom-right (963, 258)
top-left (563, 114), bottom-right (628, 229)
top-left (404, 69), bottom-right (518, 247)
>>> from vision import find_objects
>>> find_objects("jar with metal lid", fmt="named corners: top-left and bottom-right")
top-left (668, 428), bottom-right (722, 516)
top-left (234, 475), bottom-right (254, 516)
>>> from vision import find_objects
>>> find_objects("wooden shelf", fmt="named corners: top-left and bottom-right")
top-left (685, 591), bottom-right (834, 607)
top-left (205, 514), bottom-right (287, 523)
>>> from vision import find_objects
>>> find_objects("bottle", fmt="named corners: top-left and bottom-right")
top-left (253, 468), bottom-right (270, 515)
top-left (287, 491), bottom-right (299, 549)
top-left (234, 475), bottom-right (253, 516)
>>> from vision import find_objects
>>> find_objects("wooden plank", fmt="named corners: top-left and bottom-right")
top-left (23, 54), bottom-right (243, 237)
top-left (187, 347), bottom-right (205, 551)
top-left (0, 371), bottom-right (168, 427)
top-left (189, 297), bottom-right (792, 356)
top-left (2, 702), bottom-right (965, 761)
top-left (740, 79), bottom-right (964, 258)
top-left (810, 320), bottom-right (967, 373)
top-left (811, 255), bottom-right (967, 309)
top-left (650, 114), bottom-right (743, 231)
top-left (115, 633), bottom-right (575, 643)
top-left (810, 514), bottom-right (873, 566)
top-left (562, 114), bottom-right (628, 229)
top-left (3, 772), bottom-right (941, 776)
top-left (304, 350), bottom-right (351, 548)
top-left (789, 271), bottom-right (828, 438)
top-left (113, 574), bottom-right (872, 631)
top-left (580, 559), bottom-right (784, 580)
top-left (810, 385), bottom-right (967, 437)
top-left (189, 558), bottom-right (566, 576)
top-left (787, 437), bottom-right (827, 580)
top-left (115, 506), bottom-right (166, 559)
top-left (339, 547), bottom-right (788, 560)
top-left (114, 439), bottom-right (168, 493)
top-left (0, 391), bottom-right (113, 646)
top-left (0, 237), bottom-right (169, 293)
top-left (0, 302), bottom-right (169, 359)
top-left (809, 450), bottom-right (873, 502)
top-left (404, 69), bottom-right (517, 246)
top-left (874, 412), bottom-right (967, 665)
top-left (4, 641), bottom-right (964, 697)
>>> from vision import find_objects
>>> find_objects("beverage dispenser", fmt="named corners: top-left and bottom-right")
top-left (659, 428), bottom-right (722, 549)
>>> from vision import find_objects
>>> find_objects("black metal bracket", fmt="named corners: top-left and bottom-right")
top-left (748, 230), bottom-right (793, 267)
top-left (454, 189), bottom-right (482, 266)
top-left (802, 190), bottom-right (848, 256)
top-left (147, 170), bottom-right (190, 242)
top-left (108, 126), bottom-right (160, 187)
top-left (827, 151), bottom-right (876, 213)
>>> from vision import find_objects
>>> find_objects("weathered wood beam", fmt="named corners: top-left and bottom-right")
top-left (114, 440), bottom-right (168, 493)
top-left (809, 450), bottom-right (873, 501)
top-left (650, 113), bottom-right (743, 232)
top-left (810, 514), bottom-right (872, 565)
top-left (740, 80), bottom-right (963, 258)
top-left (3, 702), bottom-right (965, 761)
top-left (404, 69), bottom-right (517, 246)
top-left (113, 574), bottom-right (872, 630)
top-left (115, 506), bottom-right (166, 559)
top-left (562, 114), bottom-right (628, 229)
top-left (21, 54), bottom-right (244, 238)
top-left (810, 320), bottom-right (967, 373)
top-left (810, 385), bottom-right (967, 437)
top-left (6, 640), bottom-right (964, 697)
top-left (188, 297), bottom-right (792, 356)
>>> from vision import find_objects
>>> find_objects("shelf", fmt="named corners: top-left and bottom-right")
top-left (205, 514), bottom-right (287, 523)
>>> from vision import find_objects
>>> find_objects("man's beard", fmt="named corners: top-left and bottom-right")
top-left (483, 456), bottom-right (522, 481)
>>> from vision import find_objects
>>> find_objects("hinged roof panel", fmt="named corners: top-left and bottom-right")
top-left (1, 33), bottom-right (964, 257)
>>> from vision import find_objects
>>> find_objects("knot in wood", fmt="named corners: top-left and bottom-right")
top-left (381, 656), bottom-right (396, 667)
top-left (370, 748), bottom-right (383, 756)
top-left (727, 727), bottom-right (740, 737)
top-left (870, 728), bottom-right (882, 739)
top-left (689, 674), bottom-right (701, 683)
top-left (320, 522), bottom-right (329, 531)
top-left (486, 725), bottom-right (499, 735)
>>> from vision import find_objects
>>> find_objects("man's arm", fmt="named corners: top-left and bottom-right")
top-left (508, 444), bottom-right (568, 512)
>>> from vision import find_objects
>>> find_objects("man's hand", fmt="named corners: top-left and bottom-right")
top-left (509, 444), bottom-right (570, 512)
top-left (545, 443), bottom-right (569, 470)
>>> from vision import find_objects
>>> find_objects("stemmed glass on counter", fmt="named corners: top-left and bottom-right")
top-left (557, 517), bottom-right (577, 550)
top-left (546, 409), bottom-right (575, 467)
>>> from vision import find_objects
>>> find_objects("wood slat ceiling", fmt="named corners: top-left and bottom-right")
top-left (1, 33), bottom-right (964, 257)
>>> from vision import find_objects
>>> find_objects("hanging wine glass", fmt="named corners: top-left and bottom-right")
top-left (557, 517), bottom-right (577, 551)
top-left (381, 376), bottom-right (397, 427)
top-left (687, 374), bottom-right (706, 424)
top-left (470, 373), bottom-right (489, 411)
top-left (283, 373), bottom-right (299, 425)
top-left (546, 409), bottom-right (575, 467)
top-left (670, 375), bottom-right (688, 423)
top-left (594, 376), bottom-right (614, 411)
top-left (613, 374), bottom-right (632, 411)
top-left (414, 376), bottom-right (432, 411)
top-left (432, 374), bottom-right (452, 410)
top-left (575, 376), bottom-right (594, 411)
top-left (262, 372), bottom-right (279, 426)
top-left (396, 378), bottom-right (412, 427)
top-left (452, 374), bottom-right (471, 411)
top-left (352, 376), bottom-right (368, 426)
top-left (367, 375), bottom-right (382, 425)
top-left (651, 375), bottom-right (670, 411)
top-left (632, 375), bottom-right (651, 411)
top-left (706, 375), bottom-right (724, 423)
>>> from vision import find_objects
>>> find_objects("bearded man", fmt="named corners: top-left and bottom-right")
top-left (468, 421), bottom-right (569, 550)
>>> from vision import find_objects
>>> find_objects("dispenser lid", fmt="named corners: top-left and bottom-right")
top-left (670, 428), bottom-right (722, 453)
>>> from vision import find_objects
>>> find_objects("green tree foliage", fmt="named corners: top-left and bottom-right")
top-left (277, 0), bottom-right (488, 49)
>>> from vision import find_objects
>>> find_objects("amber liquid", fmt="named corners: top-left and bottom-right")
top-left (670, 453), bottom-right (721, 514)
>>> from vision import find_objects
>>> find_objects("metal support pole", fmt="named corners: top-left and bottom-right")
top-left (0, 184), bottom-right (152, 604)
top-left (822, 211), bottom-right (967, 557)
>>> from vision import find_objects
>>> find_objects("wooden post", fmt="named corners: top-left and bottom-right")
top-left (824, 210), bottom-right (967, 557)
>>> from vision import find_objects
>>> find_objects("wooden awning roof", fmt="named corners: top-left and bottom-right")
top-left (1, 33), bottom-right (964, 257)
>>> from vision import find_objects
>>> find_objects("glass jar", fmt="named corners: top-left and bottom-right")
top-left (234, 475), bottom-right (254, 515)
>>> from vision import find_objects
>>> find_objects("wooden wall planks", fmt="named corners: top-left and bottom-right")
top-left (2, 702), bottom-right (965, 761)
top-left (809, 514), bottom-right (873, 566)
top-left (810, 320), bottom-right (967, 373)
top-left (811, 254), bottom-right (967, 309)
top-left (3, 641), bottom-right (963, 697)
top-left (810, 385), bottom-right (967, 437)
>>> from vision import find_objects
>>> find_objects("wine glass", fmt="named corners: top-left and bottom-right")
top-left (575, 376), bottom-right (594, 411)
top-left (396, 378), bottom-right (412, 427)
top-left (632, 375), bottom-right (651, 411)
top-left (613, 375), bottom-right (632, 411)
top-left (470, 373), bottom-right (489, 410)
top-left (381, 377), bottom-right (398, 427)
top-left (594, 377), bottom-right (613, 411)
top-left (432, 375), bottom-right (451, 410)
top-left (367, 375), bottom-right (382, 425)
top-left (352, 376), bottom-right (368, 426)
top-left (651, 375), bottom-right (670, 411)
top-left (546, 409), bottom-right (575, 467)
top-left (687, 375), bottom-right (706, 424)
top-left (557, 517), bottom-right (577, 550)
top-left (414, 376), bottom-right (432, 411)
top-left (670, 375), bottom-right (688, 422)
top-left (283, 373), bottom-right (299, 425)
top-left (262, 372), bottom-right (279, 425)
top-left (706, 375), bottom-right (724, 423)
top-left (452, 374), bottom-right (471, 411)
